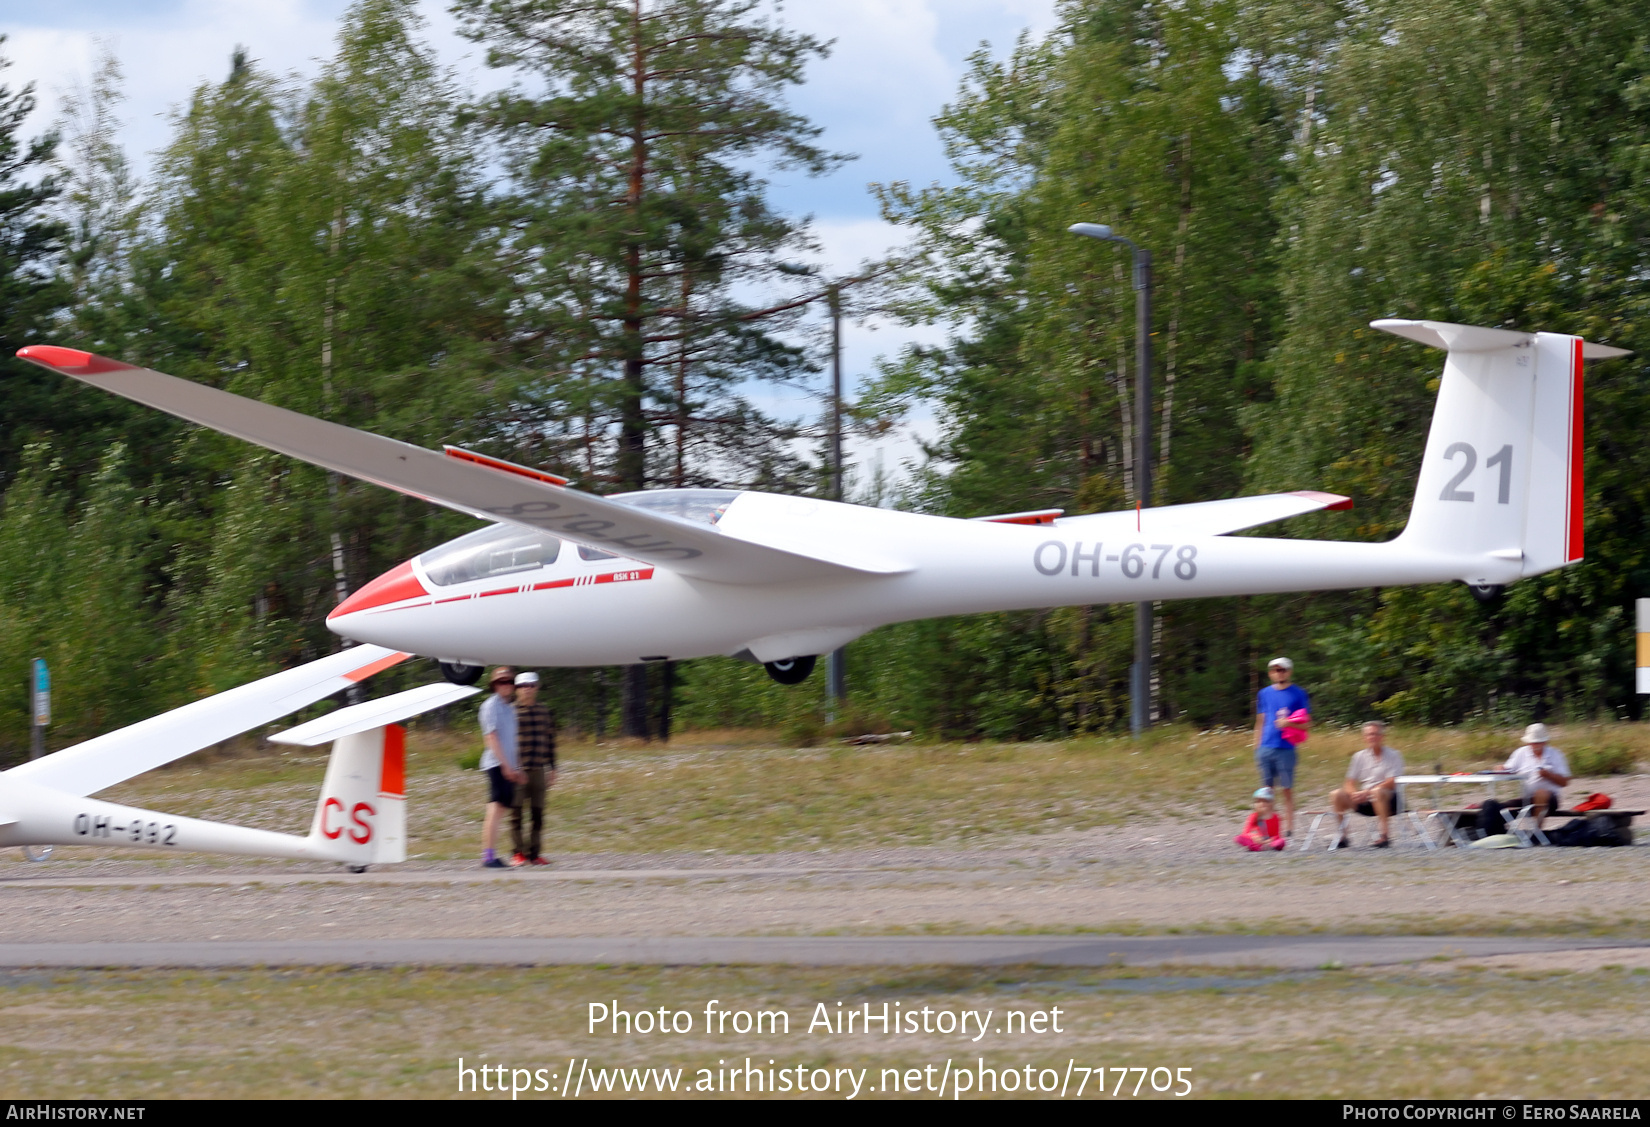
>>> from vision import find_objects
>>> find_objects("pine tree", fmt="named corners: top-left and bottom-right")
top-left (457, 0), bottom-right (843, 735)
top-left (0, 39), bottom-right (72, 479)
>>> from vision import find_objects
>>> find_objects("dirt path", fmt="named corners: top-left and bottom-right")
top-left (3, 813), bottom-right (1645, 942)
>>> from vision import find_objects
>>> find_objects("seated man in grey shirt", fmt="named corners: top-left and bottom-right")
top-left (1329, 721), bottom-right (1405, 848)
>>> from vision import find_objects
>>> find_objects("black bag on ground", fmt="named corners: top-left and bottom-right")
top-left (1540, 813), bottom-right (1630, 847)
top-left (1584, 812), bottom-right (1631, 847)
top-left (1544, 818), bottom-right (1591, 847)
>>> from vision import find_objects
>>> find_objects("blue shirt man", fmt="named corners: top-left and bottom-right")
top-left (1253, 657), bottom-right (1309, 835)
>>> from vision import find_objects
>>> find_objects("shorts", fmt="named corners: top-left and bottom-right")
top-left (485, 765), bottom-right (515, 807)
top-left (1354, 794), bottom-right (1403, 817)
top-left (1256, 745), bottom-right (1296, 790)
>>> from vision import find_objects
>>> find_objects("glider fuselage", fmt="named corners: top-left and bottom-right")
top-left (326, 490), bottom-right (1508, 668)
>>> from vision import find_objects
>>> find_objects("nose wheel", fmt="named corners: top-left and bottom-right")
top-left (438, 661), bottom-right (484, 685)
top-left (763, 655), bottom-right (816, 685)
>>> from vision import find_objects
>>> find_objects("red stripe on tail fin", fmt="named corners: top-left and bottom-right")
top-left (1569, 337), bottom-right (1585, 562)
top-left (380, 724), bottom-right (406, 798)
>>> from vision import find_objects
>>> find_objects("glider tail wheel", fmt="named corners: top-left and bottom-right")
top-left (764, 655), bottom-right (817, 685)
top-left (1467, 582), bottom-right (1506, 605)
top-left (438, 661), bottom-right (484, 686)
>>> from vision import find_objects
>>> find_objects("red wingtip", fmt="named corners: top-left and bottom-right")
top-left (1289, 489), bottom-right (1354, 511)
top-left (16, 345), bottom-right (138, 375)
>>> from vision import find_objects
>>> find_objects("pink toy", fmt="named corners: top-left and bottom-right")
top-left (1281, 707), bottom-right (1310, 746)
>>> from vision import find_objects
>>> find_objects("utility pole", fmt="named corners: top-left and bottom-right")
top-left (826, 281), bottom-right (848, 717)
top-left (1069, 223), bottom-right (1154, 736)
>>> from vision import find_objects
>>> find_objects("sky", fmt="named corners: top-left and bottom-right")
top-left (0, 0), bottom-right (1061, 493)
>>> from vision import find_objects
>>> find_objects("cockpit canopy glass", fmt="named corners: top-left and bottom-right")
top-left (609, 488), bottom-right (739, 526)
top-left (416, 490), bottom-right (740, 586)
top-left (417, 525), bottom-right (561, 587)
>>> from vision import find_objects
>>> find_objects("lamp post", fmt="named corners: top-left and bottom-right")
top-left (1068, 222), bottom-right (1154, 736)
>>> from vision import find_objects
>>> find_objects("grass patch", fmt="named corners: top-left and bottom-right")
top-left (2, 963), bottom-right (1649, 1098)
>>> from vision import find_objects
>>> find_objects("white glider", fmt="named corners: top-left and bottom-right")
top-left (0, 644), bottom-right (478, 868)
top-left (17, 319), bottom-right (1629, 685)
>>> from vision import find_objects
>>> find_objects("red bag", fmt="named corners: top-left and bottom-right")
top-left (1573, 792), bottom-right (1613, 812)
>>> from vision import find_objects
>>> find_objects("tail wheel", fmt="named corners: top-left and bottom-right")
top-left (1467, 583), bottom-right (1506, 605)
top-left (438, 661), bottom-right (484, 685)
top-left (764, 655), bottom-right (817, 685)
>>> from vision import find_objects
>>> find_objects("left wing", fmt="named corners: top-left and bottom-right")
top-left (1053, 491), bottom-right (1352, 538)
top-left (2, 645), bottom-right (409, 797)
top-left (15, 346), bottom-right (899, 585)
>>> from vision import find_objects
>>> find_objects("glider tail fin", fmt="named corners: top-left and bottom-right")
top-left (1377, 320), bottom-right (1625, 580)
top-left (305, 724), bottom-right (407, 865)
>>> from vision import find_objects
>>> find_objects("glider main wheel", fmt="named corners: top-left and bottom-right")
top-left (21, 845), bottom-right (52, 863)
top-left (1467, 582), bottom-right (1505, 605)
top-left (347, 864), bottom-right (369, 874)
top-left (763, 655), bottom-right (817, 685)
top-left (438, 661), bottom-right (484, 686)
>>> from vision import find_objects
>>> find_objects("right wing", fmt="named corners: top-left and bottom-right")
top-left (3, 645), bottom-right (410, 797)
top-left (15, 347), bottom-right (900, 585)
top-left (1053, 491), bottom-right (1352, 538)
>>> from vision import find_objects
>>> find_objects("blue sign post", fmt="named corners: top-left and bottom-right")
top-left (29, 657), bottom-right (48, 760)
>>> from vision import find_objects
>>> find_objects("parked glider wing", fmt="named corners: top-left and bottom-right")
top-left (2, 644), bottom-right (410, 797)
top-left (14, 347), bottom-right (894, 585)
top-left (269, 682), bottom-right (479, 746)
top-left (1052, 491), bottom-right (1352, 538)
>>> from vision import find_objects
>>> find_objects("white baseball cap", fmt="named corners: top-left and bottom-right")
top-left (514, 671), bottom-right (540, 686)
top-left (1253, 787), bottom-right (1275, 801)
top-left (1266, 656), bottom-right (1293, 671)
top-left (1521, 722), bottom-right (1551, 744)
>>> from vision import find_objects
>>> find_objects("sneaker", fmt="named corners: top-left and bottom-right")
top-left (511, 852), bottom-right (527, 867)
top-left (530, 856), bottom-right (550, 866)
top-left (482, 857), bottom-right (508, 869)
top-left (1372, 836), bottom-right (1391, 849)
top-left (1333, 837), bottom-right (1350, 850)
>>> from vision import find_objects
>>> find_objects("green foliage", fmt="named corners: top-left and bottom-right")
top-left (12, 0), bottom-right (1650, 754)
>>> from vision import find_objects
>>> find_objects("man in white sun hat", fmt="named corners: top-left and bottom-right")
top-left (1503, 723), bottom-right (1570, 827)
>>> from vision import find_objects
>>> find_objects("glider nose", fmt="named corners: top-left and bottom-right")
top-left (327, 560), bottom-right (428, 631)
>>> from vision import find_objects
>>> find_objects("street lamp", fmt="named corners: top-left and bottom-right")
top-left (1069, 222), bottom-right (1154, 736)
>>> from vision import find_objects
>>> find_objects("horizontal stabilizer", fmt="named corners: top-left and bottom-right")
top-left (271, 682), bottom-right (479, 746)
top-left (3, 645), bottom-right (409, 797)
top-left (1372, 318), bottom-right (1632, 360)
top-left (1053, 491), bottom-right (1351, 539)
top-left (14, 346), bottom-right (893, 586)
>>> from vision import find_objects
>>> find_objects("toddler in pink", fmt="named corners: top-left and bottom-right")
top-left (1234, 787), bottom-right (1286, 851)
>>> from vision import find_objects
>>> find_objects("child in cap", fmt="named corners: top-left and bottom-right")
top-left (1234, 787), bottom-right (1286, 851)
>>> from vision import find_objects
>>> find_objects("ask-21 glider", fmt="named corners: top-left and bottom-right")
top-left (16, 319), bottom-right (1627, 685)
top-left (0, 317), bottom-right (1626, 867)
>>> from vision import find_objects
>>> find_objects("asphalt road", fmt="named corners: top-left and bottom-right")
top-left (0, 934), bottom-right (1639, 969)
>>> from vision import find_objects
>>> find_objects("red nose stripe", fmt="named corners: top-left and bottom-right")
top-left (330, 561), bottom-right (428, 619)
top-left (16, 345), bottom-right (139, 375)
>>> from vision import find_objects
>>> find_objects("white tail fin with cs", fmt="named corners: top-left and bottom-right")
top-left (305, 724), bottom-right (407, 865)
top-left (1374, 319), bottom-right (1627, 583)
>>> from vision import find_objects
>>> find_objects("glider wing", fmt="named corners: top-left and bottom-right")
top-left (15, 347), bottom-right (898, 585)
top-left (1053, 491), bottom-right (1352, 538)
top-left (2, 645), bottom-right (411, 797)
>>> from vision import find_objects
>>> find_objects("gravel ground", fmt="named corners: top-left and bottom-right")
top-left (3, 784), bottom-right (1646, 943)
